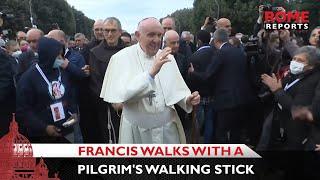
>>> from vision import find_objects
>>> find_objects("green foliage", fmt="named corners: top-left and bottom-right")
top-left (0, 0), bottom-right (93, 38)
top-left (31, 0), bottom-right (76, 35)
top-left (0, 0), bottom-right (31, 34)
top-left (170, 8), bottom-right (193, 34)
top-left (296, 0), bottom-right (320, 30)
top-left (192, 0), bottom-right (260, 35)
top-left (72, 7), bottom-right (94, 39)
top-left (169, 0), bottom-right (319, 35)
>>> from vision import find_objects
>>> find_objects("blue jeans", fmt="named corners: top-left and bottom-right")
top-left (196, 103), bottom-right (215, 143)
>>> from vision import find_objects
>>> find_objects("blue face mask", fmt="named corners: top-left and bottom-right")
top-left (53, 58), bottom-right (64, 68)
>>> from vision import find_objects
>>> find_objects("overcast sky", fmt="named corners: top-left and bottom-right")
top-left (66, 0), bottom-right (194, 33)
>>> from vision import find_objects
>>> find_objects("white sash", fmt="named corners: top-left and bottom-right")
top-left (35, 64), bottom-right (61, 99)
top-left (284, 79), bottom-right (300, 91)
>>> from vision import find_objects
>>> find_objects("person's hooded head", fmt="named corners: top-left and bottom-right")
top-left (37, 37), bottom-right (64, 73)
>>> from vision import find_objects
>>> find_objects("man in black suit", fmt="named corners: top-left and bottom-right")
top-left (0, 45), bottom-right (17, 137)
top-left (189, 29), bottom-right (255, 143)
top-left (81, 19), bottom-right (105, 64)
top-left (188, 30), bottom-right (216, 143)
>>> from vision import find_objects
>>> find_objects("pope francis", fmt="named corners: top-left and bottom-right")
top-left (100, 17), bottom-right (200, 144)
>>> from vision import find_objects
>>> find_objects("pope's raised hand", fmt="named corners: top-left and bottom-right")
top-left (149, 47), bottom-right (172, 78)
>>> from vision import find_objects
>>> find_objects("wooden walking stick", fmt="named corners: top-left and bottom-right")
top-left (190, 105), bottom-right (200, 144)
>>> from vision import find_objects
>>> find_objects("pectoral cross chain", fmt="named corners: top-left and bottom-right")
top-left (148, 93), bottom-right (156, 106)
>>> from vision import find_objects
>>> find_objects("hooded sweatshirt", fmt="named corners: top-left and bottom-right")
top-left (16, 37), bottom-right (77, 137)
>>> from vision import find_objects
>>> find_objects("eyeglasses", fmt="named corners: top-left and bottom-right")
top-left (94, 28), bottom-right (103, 32)
top-left (103, 29), bottom-right (118, 34)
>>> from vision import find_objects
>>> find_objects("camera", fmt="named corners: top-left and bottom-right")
top-left (0, 11), bottom-right (14, 28)
top-left (0, 11), bottom-right (14, 20)
top-left (262, 4), bottom-right (279, 12)
top-left (51, 23), bottom-right (60, 30)
top-left (207, 16), bottom-right (216, 25)
top-left (241, 35), bottom-right (263, 57)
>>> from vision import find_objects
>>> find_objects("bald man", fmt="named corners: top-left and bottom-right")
top-left (161, 17), bottom-right (176, 32)
top-left (163, 30), bottom-right (188, 79)
top-left (27, 28), bottom-right (44, 52)
top-left (16, 31), bottom-right (26, 43)
top-left (81, 19), bottom-right (104, 64)
top-left (160, 17), bottom-right (176, 49)
top-left (100, 17), bottom-right (200, 144)
top-left (48, 30), bottom-right (87, 77)
top-left (48, 29), bottom-right (66, 44)
top-left (216, 18), bottom-right (232, 36)
top-left (16, 28), bottom-right (44, 80)
top-left (93, 19), bottom-right (105, 41)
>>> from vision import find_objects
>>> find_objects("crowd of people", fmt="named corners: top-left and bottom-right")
top-left (0, 6), bottom-right (319, 154)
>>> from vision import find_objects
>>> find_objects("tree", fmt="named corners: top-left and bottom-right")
top-left (169, 8), bottom-right (193, 34)
top-left (72, 7), bottom-right (94, 39)
top-left (31, 0), bottom-right (76, 35)
top-left (0, 0), bottom-right (31, 37)
top-left (294, 0), bottom-right (320, 30)
top-left (192, 0), bottom-right (260, 35)
top-left (0, 0), bottom-right (93, 39)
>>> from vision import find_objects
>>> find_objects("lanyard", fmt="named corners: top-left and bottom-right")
top-left (35, 64), bottom-right (62, 99)
top-left (197, 45), bottom-right (211, 52)
top-left (284, 78), bottom-right (300, 91)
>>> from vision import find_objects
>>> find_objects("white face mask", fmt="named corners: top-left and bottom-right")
top-left (290, 60), bottom-right (305, 75)
top-left (12, 50), bottom-right (22, 58)
top-left (53, 58), bottom-right (64, 68)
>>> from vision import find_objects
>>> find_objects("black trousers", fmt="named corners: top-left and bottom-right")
top-left (0, 112), bottom-right (11, 138)
top-left (214, 106), bottom-right (249, 144)
top-left (174, 105), bottom-right (193, 143)
top-left (80, 92), bottom-right (120, 143)
top-left (79, 91), bottom-right (100, 143)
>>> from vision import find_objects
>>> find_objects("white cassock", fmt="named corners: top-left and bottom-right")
top-left (100, 44), bottom-right (192, 144)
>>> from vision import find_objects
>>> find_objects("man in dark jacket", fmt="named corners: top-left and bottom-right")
top-left (17, 28), bottom-right (44, 81)
top-left (16, 37), bottom-right (78, 142)
top-left (48, 29), bottom-right (88, 143)
top-left (0, 47), bottom-right (17, 137)
top-left (188, 30), bottom-right (217, 143)
top-left (87, 17), bottom-right (125, 143)
top-left (78, 20), bottom-right (105, 143)
top-left (48, 30), bottom-right (87, 79)
top-left (189, 29), bottom-right (255, 143)
top-left (81, 19), bottom-right (105, 64)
